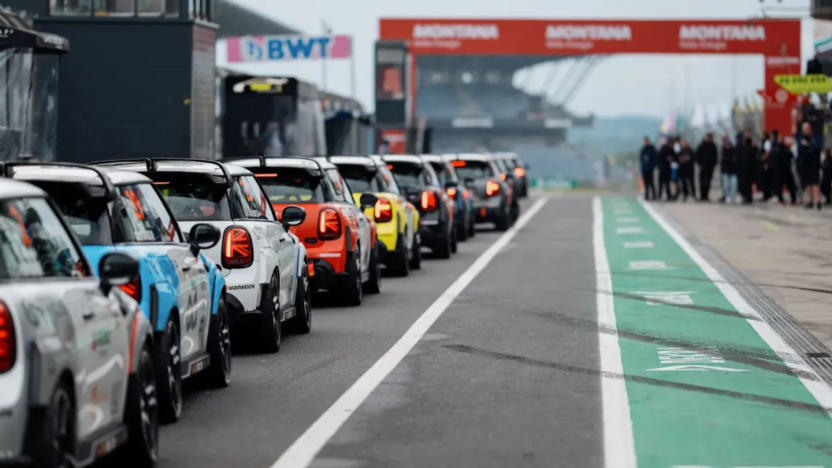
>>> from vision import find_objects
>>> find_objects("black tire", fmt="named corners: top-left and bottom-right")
top-left (205, 297), bottom-right (232, 387)
top-left (510, 202), bottom-right (520, 223)
top-left (450, 227), bottom-right (458, 254)
top-left (457, 220), bottom-right (468, 242)
top-left (155, 317), bottom-right (182, 424)
top-left (120, 344), bottom-right (159, 467)
top-left (341, 247), bottom-right (363, 306)
top-left (291, 266), bottom-right (312, 334)
top-left (468, 214), bottom-right (476, 238)
top-left (434, 231), bottom-right (452, 259)
top-left (259, 273), bottom-right (281, 353)
top-left (32, 381), bottom-right (75, 468)
top-left (495, 205), bottom-right (510, 231)
top-left (364, 245), bottom-right (382, 294)
top-left (387, 233), bottom-right (410, 277)
top-left (409, 234), bottom-right (422, 270)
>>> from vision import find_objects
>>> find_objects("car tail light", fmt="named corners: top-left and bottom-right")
top-left (222, 227), bottom-right (254, 268)
top-left (374, 198), bottom-right (393, 223)
top-left (119, 275), bottom-right (142, 303)
top-left (486, 179), bottom-right (501, 197)
top-left (450, 160), bottom-right (467, 168)
top-left (499, 173), bottom-right (507, 181)
top-left (514, 167), bottom-right (526, 178)
top-left (446, 187), bottom-right (458, 200)
top-left (420, 190), bottom-right (438, 212)
top-left (318, 208), bottom-right (342, 240)
top-left (0, 302), bottom-right (15, 373)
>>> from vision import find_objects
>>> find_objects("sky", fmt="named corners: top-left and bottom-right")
top-left (223, 0), bottom-right (815, 118)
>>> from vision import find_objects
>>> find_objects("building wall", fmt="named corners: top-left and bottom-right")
top-left (34, 20), bottom-right (214, 162)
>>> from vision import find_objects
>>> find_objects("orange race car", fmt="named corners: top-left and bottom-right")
top-left (226, 157), bottom-right (380, 306)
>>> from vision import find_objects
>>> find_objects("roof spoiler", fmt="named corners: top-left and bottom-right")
top-left (1, 160), bottom-right (118, 201)
top-left (94, 157), bottom-right (234, 188)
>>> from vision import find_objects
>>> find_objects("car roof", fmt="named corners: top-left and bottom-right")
top-left (0, 178), bottom-right (45, 199)
top-left (328, 155), bottom-right (379, 168)
top-left (419, 154), bottom-right (444, 163)
top-left (99, 159), bottom-right (251, 177)
top-left (381, 154), bottom-right (424, 165)
top-left (228, 157), bottom-right (327, 172)
top-left (9, 164), bottom-right (150, 187)
top-left (451, 153), bottom-right (492, 162)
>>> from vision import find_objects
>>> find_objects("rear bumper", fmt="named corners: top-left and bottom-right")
top-left (418, 220), bottom-right (448, 246)
top-left (310, 258), bottom-right (350, 292)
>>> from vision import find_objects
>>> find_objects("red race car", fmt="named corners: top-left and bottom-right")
top-left (226, 157), bottom-right (380, 306)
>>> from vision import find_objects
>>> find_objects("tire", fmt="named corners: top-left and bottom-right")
top-left (457, 219), bottom-right (468, 242)
top-left (510, 202), bottom-right (520, 223)
top-left (450, 227), bottom-right (458, 254)
top-left (291, 266), bottom-right (312, 334)
top-left (467, 214), bottom-right (476, 238)
top-left (409, 234), bottom-right (422, 270)
top-left (259, 273), bottom-right (281, 353)
top-left (495, 205), bottom-right (510, 231)
top-left (155, 317), bottom-right (182, 424)
top-left (120, 344), bottom-right (159, 467)
top-left (387, 233), bottom-right (410, 277)
top-left (364, 245), bottom-right (382, 294)
top-left (341, 247), bottom-right (363, 306)
top-left (205, 297), bottom-right (232, 387)
top-left (32, 381), bottom-right (75, 468)
top-left (434, 231), bottom-right (452, 259)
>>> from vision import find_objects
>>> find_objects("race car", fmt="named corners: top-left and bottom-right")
top-left (0, 179), bottom-right (158, 467)
top-left (423, 154), bottom-right (474, 241)
top-left (382, 154), bottom-right (456, 258)
top-left (489, 153), bottom-right (521, 221)
top-left (330, 155), bottom-right (421, 276)
top-left (448, 153), bottom-right (514, 231)
top-left (6, 162), bottom-right (229, 423)
top-left (225, 157), bottom-right (380, 305)
top-left (498, 152), bottom-right (529, 198)
top-left (94, 159), bottom-right (310, 353)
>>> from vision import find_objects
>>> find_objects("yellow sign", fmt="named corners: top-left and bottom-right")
top-left (774, 74), bottom-right (832, 94)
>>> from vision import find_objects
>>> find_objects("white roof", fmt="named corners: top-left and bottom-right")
top-left (0, 178), bottom-right (45, 199)
top-left (99, 160), bottom-right (251, 177)
top-left (381, 154), bottom-right (423, 164)
top-left (419, 154), bottom-right (443, 163)
top-left (453, 153), bottom-right (491, 162)
top-left (9, 165), bottom-right (149, 187)
top-left (329, 155), bottom-right (377, 168)
top-left (228, 157), bottom-right (323, 171)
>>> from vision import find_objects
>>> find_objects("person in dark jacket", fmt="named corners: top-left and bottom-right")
top-left (639, 136), bottom-right (657, 200)
top-left (657, 138), bottom-right (675, 201)
top-left (738, 133), bottom-right (757, 204)
top-left (720, 136), bottom-right (739, 203)
top-left (677, 139), bottom-right (695, 201)
top-left (772, 133), bottom-right (797, 204)
top-left (797, 121), bottom-right (822, 209)
top-left (695, 132), bottom-right (718, 201)
top-left (821, 148), bottom-right (832, 206)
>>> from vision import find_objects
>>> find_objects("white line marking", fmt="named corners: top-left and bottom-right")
top-left (623, 241), bottom-right (654, 249)
top-left (593, 197), bottom-right (637, 468)
top-left (617, 226), bottom-right (644, 234)
top-left (271, 197), bottom-right (550, 468)
top-left (640, 200), bottom-right (832, 418)
top-left (627, 260), bottom-right (670, 271)
top-left (617, 217), bottom-right (638, 223)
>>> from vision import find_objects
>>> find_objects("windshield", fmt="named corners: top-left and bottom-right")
top-left (253, 168), bottom-right (325, 204)
top-left (151, 173), bottom-right (232, 221)
top-left (0, 197), bottom-right (87, 279)
top-left (453, 161), bottom-right (493, 181)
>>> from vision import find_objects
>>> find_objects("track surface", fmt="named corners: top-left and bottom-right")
top-left (148, 195), bottom-right (832, 468)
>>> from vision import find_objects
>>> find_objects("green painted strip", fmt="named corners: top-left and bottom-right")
top-left (602, 197), bottom-right (832, 468)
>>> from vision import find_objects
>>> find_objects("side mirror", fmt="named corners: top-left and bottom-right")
top-left (188, 223), bottom-right (220, 256)
top-left (281, 205), bottom-right (306, 229)
top-left (359, 193), bottom-right (378, 209)
top-left (98, 253), bottom-right (139, 296)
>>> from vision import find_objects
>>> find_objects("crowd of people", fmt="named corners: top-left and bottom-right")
top-left (639, 122), bottom-right (832, 209)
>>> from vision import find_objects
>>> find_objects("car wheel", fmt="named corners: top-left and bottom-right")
top-left (364, 244), bottom-right (382, 294)
top-left (291, 266), bottom-right (312, 334)
top-left (341, 247), bottom-right (363, 306)
top-left (206, 297), bottom-right (232, 387)
top-left (450, 227), bottom-right (458, 254)
top-left (259, 272), bottom-right (282, 353)
top-left (32, 381), bottom-right (74, 468)
top-left (510, 202), bottom-right (520, 223)
top-left (120, 343), bottom-right (159, 467)
top-left (409, 234), bottom-right (422, 270)
top-left (467, 211), bottom-right (476, 238)
top-left (457, 217), bottom-right (468, 242)
top-left (388, 233), bottom-right (410, 277)
top-left (155, 317), bottom-right (182, 423)
top-left (434, 232), bottom-right (452, 259)
top-left (495, 205), bottom-right (510, 231)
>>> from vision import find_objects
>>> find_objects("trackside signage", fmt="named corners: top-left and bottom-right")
top-left (226, 35), bottom-right (352, 63)
top-left (411, 23), bottom-right (499, 50)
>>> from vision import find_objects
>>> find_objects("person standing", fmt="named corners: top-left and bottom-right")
top-left (773, 134), bottom-right (797, 204)
top-left (639, 136), bottom-right (657, 200)
top-left (658, 137), bottom-right (674, 201)
top-left (738, 132), bottom-right (757, 204)
top-left (760, 138), bottom-right (774, 201)
top-left (797, 121), bottom-right (822, 209)
top-left (695, 132), bottom-right (718, 201)
top-left (821, 148), bottom-right (832, 206)
top-left (720, 136), bottom-right (740, 204)
top-left (677, 139), bottom-right (695, 201)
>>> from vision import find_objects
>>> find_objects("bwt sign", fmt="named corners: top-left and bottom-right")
top-left (227, 35), bottom-right (352, 63)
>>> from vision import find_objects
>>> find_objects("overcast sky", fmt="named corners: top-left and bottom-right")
top-left (224, 0), bottom-right (814, 118)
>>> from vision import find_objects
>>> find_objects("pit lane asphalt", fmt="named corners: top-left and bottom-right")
top-left (153, 195), bottom-right (602, 468)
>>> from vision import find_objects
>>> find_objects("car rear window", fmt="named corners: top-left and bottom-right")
top-left (150, 172), bottom-right (232, 221)
top-left (387, 162), bottom-right (426, 192)
top-left (253, 168), bottom-right (325, 204)
top-left (27, 181), bottom-right (113, 245)
top-left (337, 164), bottom-right (381, 193)
top-left (452, 160), bottom-right (494, 181)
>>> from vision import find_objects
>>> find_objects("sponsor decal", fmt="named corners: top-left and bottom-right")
top-left (678, 24), bottom-right (765, 41)
top-left (227, 34), bottom-right (352, 63)
top-left (412, 23), bottom-right (499, 40)
top-left (545, 24), bottom-right (632, 41)
top-left (229, 284), bottom-right (256, 291)
top-left (766, 56), bottom-right (800, 66)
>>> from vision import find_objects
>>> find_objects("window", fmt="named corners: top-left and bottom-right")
top-left (116, 183), bottom-right (180, 243)
top-left (92, 0), bottom-right (135, 16)
top-left (137, 0), bottom-right (177, 16)
top-left (0, 197), bottom-right (87, 279)
top-left (254, 169), bottom-right (325, 204)
top-left (454, 161), bottom-right (495, 181)
top-left (152, 173), bottom-right (231, 221)
top-left (377, 166), bottom-right (400, 194)
top-left (50, 0), bottom-right (93, 15)
top-left (337, 165), bottom-right (380, 194)
top-left (29, 181), bottom-right (113, 245)
top-left (326, 169), bottom-right (352, 203)
top-left (387, 162), bottom-right (424, 193)
top-left (232, 176), bottom-right (274, 221)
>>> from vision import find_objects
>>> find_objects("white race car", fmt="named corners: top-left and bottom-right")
top-left (96, 159), bottom-right (311, 353)
top-left (0, 179), bottom-right (158, 467)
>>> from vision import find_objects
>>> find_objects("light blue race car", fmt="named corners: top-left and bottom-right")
top-left (6, 162), bottom-right (231, 423)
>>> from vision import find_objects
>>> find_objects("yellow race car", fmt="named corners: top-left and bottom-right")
top-left (331, 155), bottom-right (421, 276)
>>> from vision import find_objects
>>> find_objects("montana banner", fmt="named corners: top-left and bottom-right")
top-left (227, 35), bottom-right (352, 63)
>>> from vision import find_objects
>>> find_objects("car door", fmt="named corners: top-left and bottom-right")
top-left (115, 183), bottom-right (211, 361)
